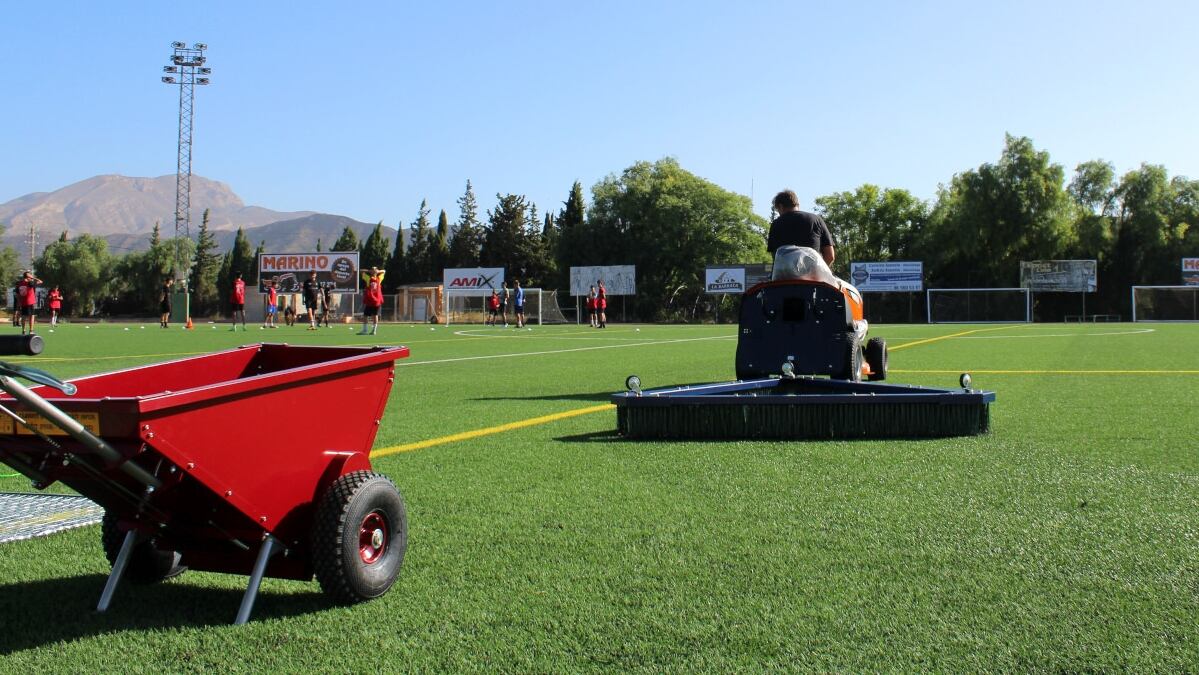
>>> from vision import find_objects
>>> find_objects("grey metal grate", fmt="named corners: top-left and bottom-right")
top-left (0, 492), bottom-right (103, 544)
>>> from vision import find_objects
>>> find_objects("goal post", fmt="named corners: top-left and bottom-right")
top-left (926, 288), bottom-right (1032, 324)
top-left (444, 288), bottom-right (555, 326)
top-left (1131, 286), bottom-right (1199, 322)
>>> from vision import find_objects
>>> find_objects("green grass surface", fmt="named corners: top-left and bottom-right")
top-left (1, 321), bottom-right (1196, 671)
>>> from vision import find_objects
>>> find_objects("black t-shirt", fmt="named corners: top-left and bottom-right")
top-left (303, 279), bottom-right (318, 302)
top-left (766, 210), bottom-right (835, 255)
top-left (161, 284), bottom-right (172, 304)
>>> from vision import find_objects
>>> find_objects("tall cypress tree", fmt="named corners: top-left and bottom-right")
top-left (383, 223), bottom-right (406, 292)
top-left (191, 209), bottom-right (220, 314)
top-left (449, 179), bottom-right (482, 267)
top-left (216, 251), bottom-right (233, 313)
top-left (229, 227), bottom-right (254, 279)
top-left (218, 227), bottom-right (254, 304)
top-left (332, 225), bottom-right (360, 252)
top-left (254, 238), bottom-right (265, 269)
top-left (482, 193), bottom-right (529, 272)
top-left (435, 209), bottom-right (450, 277)
top-left (539, 211), bottom-right (559, 286)
top-left (407, 199), bottom-right (432, 282)
top-left (556, 181), bottom-right (587, 281)
top-left (362, 221), bottom-right (391, 271)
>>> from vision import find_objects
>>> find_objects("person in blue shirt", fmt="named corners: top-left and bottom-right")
top-left (513, 280), bottom-right (527, 328)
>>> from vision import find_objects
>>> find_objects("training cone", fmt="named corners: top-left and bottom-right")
top-left (186, 317), bottom-right (194, 330)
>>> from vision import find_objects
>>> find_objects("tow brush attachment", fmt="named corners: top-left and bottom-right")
top-left (612, 374), bottom-right (995, 440)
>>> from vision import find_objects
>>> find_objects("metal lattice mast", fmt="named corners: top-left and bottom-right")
top-left (161, 42), bottom-right (210, 283)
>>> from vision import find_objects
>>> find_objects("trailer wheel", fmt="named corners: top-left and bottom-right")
top-left (312, 470), bottom-right (407, 604)
top-left (865, 337), bottom-right (888, 381)
top-left (100, 512), bottom-right (186, 584)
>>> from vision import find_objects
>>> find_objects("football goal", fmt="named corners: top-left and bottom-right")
top-left (926, 288), bottom-right (1032, 323)
top-left (444, 288), bottom-right (566, 326)
top-left (1131, 286), bottom-right (1199, 322)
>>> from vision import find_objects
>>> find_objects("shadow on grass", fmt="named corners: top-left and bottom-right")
top-left (0, 573), bottom-right (327, 654)
top-left (471, 391), bottom-right (615, 403)
top-left (555, 430), bottom-right (622, 443)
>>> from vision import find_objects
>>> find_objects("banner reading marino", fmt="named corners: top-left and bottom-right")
top-left (258, 253), bottom-right (360, 293)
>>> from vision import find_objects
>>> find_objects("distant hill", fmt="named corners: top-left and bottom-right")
top-left (218, 213), bottom-right (404, 253)
top-left (0, 174), bottom-right (407, 260)
top-left (0, 174), bottom-right (314, 237)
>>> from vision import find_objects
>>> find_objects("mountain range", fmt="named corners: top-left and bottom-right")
top-left (0, 174), bottom-right (402, 260)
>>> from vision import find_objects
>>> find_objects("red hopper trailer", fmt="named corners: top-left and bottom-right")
top-left (0, 341), bottom-right (410, 624)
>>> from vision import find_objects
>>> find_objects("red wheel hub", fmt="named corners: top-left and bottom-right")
top-left (358, 511), bottom-right (388, 564)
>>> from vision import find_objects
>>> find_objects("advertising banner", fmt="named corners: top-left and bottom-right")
top-left (849, 261), bottom-right (924, 292)
top-left (1183, 258), bottom-right (1199, 286)
top-left (704, 264), bottom-right (771, 294)
top-left (443, 267), bottom-right (505, 296)
top-left (1020, 260), bottom-right (1097, 292)
top-left (569, 266), bottom-right (636, 296)
top-left (258, 253), bottom-right (360, 293)
top-left (705, 268), bottom-right (746, 294)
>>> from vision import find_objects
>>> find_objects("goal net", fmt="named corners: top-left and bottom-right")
top-left (540, 290), bottom-right (570, 324)
top-left (926, 288), bottom-right (1031, 323)
top-left (1131, 286), bottom-right (1199, 322)
top-left (444, 288), bottom-right (547, 326)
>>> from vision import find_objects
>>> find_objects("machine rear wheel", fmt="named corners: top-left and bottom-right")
top-left (100, 512), bottom-right (186, 584)
top-left (312, 470), bottom-right (407, 604)
top-left (865, 337), bottom-right (888, 381)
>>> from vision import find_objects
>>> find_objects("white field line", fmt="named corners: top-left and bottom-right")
top-left (397, 334), bottom-right (735, 367)
top-left (450, 329), bottom-right (724, 342)
top-left (958, 328), bottom-right (1155, 339)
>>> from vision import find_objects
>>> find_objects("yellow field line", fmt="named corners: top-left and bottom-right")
top-left (887, 325), bottom-right (1019, 351)
top-left (892, 369), bottom-right (1199, 375)
top-left (371, 403), bottom-right (613, 458)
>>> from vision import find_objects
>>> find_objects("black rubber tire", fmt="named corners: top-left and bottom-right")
top-left (835, 333), bottom-right (863, 381)
top-left (100, 512), bottom-right (186, 584)
top-left (311, 470), bottom-right (407, 605)
top-left (865, 337), bottom-right (888, 381)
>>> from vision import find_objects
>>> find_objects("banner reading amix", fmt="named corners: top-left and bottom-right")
top-left (443, 267), bottom-right (505, 296)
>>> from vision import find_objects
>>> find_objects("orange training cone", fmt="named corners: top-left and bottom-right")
top-left (185, 317), bottom-right (194, 330)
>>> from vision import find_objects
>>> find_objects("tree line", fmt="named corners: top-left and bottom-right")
top-left (5, 134), bottom-right (1195, 319)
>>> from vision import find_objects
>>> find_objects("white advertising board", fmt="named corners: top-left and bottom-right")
top-left (569, 265), bottom-right (636, 296)
top-left (849, 261), bottom-right (923, 292)
top-left (443, 267), bottom-right (505, 296)
top-left (705, 268), bottom-right (746, 294)
top-left (703, 264), bottom-right (771, 294)
top-left (1020, 260), bottom-right (1097, 292)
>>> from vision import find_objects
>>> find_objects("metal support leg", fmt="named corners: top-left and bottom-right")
top-left (234, 535), bottom-right (279, 625)
top-left (97, 530), bottom-right (137, 612)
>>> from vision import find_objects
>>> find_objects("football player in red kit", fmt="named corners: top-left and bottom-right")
top-left (360, 267), bottom-right (385, 335)
top-left (229, 273), bottom-right (247, 330)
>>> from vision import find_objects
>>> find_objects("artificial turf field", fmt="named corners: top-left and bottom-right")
top-left (0, 320), bottom-right (1196, 671)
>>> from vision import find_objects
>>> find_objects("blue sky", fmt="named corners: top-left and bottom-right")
top-left (2, 1), bottom-right (1196, 227)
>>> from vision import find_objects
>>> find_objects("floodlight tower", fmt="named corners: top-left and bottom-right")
top-left (161, 41), bottom-right (211, 285)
